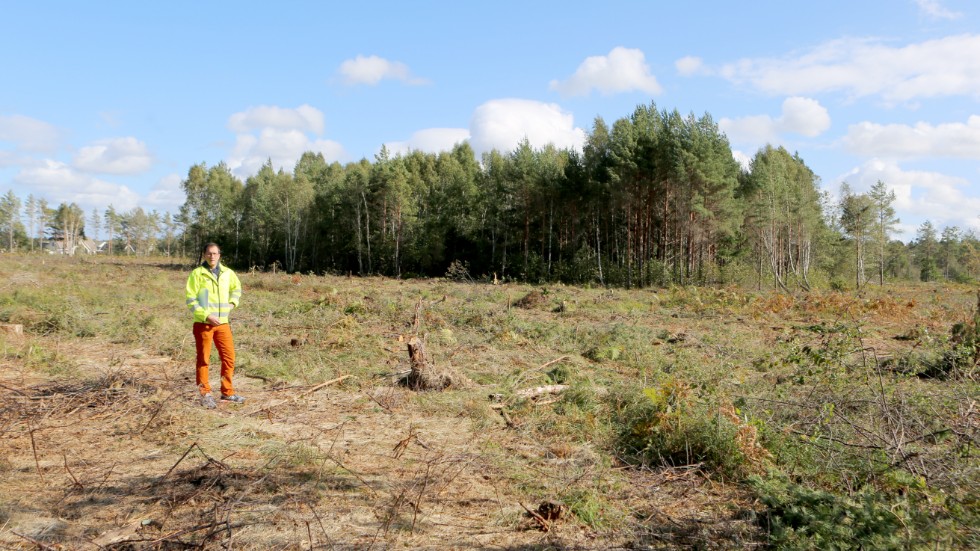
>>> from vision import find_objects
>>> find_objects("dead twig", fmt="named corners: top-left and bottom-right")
top-left (12, 531), bottom-right (60, 550)
top-left (299, 374), bottom-right (352, 398)
top-left (28, 420), bottom-right (44, 482)
top-left (538, 356), bottom-right (570, 370)
top-left (519, 501), bottom-right (550, 532)
top-left (515, 384), bottom-right (569, 400)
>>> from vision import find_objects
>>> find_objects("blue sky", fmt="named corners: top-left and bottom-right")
top-left (1, 0), bottom-right (978, 241)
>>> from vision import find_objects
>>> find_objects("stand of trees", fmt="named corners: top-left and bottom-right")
top-left (3, 102), bottom-right (980, 288)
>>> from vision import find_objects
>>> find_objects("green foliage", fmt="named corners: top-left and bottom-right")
top-left (750, 475), bottom-right (932, 550)
top-left (613, 381), bottom-right (748, 478)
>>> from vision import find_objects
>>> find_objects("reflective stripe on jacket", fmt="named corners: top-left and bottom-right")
top-left (185, 263), bottom-right (242, 324)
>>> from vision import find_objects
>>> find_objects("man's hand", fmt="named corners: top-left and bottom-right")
top-left (206, 314), bottom-right (221, 326)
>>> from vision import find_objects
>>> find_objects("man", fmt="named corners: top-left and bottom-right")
top-left (185, 242), bottom-right (245, 408)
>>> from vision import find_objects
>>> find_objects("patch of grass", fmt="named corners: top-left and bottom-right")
top-left (612, 380), bottom-right (755, 479)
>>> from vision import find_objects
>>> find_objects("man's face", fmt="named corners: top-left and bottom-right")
top-left (204, 247), bottom-right (221, 269)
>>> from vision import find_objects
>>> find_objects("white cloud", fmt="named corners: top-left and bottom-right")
top-left (469, 99), bottom-right (586, 156)
top-left (144, 173), bottom-right (185, 211)
top-left (837, 158), bottom-right (980, 240)
top-left (549, 47), bottom-right (662, 97)
top-left (13, 159), bottom-right (141, 211)
top-left (337, 55), bottom-right (428, 86)
top-left (228, 128), bottom-right (346, 178)
top-left (719, 96), bottom-right (831, 145)
top-left (73, 137), bottom-right (153, 174)
top-left (0, 114), bottom-right (61, 152)
top-left (732, 150), bottom-right (752, 172)
top-left (915, 0), bottom-right (962, 20)
top-left (720, 34), bottom-right (980, 103)
top-left (779, 97), bottom-right (832, 137)
top-left (228, 104), bottom-right (324, 134)
top-left (384, 128), bottom-right (471, 157)
top-left (675, 56), bottom-right (705, 76)
top-left (842, 115), bottom-right (980, 159)
top-left (226, 105), bottom-right (346, 178)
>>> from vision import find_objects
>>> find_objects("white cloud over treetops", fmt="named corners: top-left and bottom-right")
top-left (227, 104), bottom-right (324, 134)
top-left (0, 114), bottom-right (61, 153)
top-left (144, 173), bottom-right (185, 211)
top-left (73, 137), bottom-right (153, 175)
top-left (337, 55), bottom-right (429, 86)
top-left (13, 159), bottom-right (142, 211)
top-left (719, 97), bottom-right (831, 146)
top-left (842, 115), bottom-right (980, 159)
top-left (719, 34), bottom-right (980, 103)
top-left (469, 99), bottom-right (586, 156)
top-left (837, 158), bottom-right (980, 240)
top-left (550, 47), bottom-right (663, 97)
top-left (384, 128), bottom-right (471, 157)
top-left (226, 105), bottom-right (346, 178)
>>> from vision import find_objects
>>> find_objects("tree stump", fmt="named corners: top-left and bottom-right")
top-left (403, 336), bottom-right (459, 391)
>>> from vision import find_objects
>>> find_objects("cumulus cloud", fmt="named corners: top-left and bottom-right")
top-left (225, 105), bottom-right (346, 178)
top-left (731, 150), bottom-right (752, 172)
top-left (337, 55), bottom-right (429, 86)
top-left (228, 104), bottom-right (324, 134)
top-left (549, 47), bottom-right (663, 97)
top-left (837, 158), bottom-right (980, 239)
top-left (228, 128), bottom-right (346, 178)
top-left (144, 173), bottom-right (185, 211)
top-left (719, 34), bottom-right (980, 103)
top-left (719, 96), bottom-right (831, 145)
top-left (842, 115), bottom-right (980, 159)
top-left (915, 0), bottom-right (962, 20)
top-left (384, 128), bottom-right (471, 157)
top-left (675, 56), bottom-right (705, 76)
top-left (0, 114), bottom-right (61, 152)
top-left (13, 159), bottom-right (142, 211)
top-left (468, 99), bottom-right (586, 156)
top-left (73, 137), bottom-right (153, 175)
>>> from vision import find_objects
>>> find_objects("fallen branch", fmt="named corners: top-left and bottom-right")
top-left (12, 531), bottom-right (59, 550)
top-left (515, 384), bottom-right (569, 400)
top-left (537, 356), bottom-right (570, 370)
top-left (299, 374), bottom-right (352, 398)
top-left (28, 420), bottom-right (43, 482)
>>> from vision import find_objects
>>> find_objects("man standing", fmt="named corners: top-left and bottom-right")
top-left (185, 242), bottom-right (245, 408)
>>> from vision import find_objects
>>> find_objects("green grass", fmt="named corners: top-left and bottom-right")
top-left (0, 254), bottom-right (976, 548)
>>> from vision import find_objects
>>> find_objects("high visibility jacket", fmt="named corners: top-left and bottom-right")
top-left (185, 263), bottom-right (242, 324)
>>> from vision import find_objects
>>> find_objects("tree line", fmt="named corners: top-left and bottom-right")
top-left (2, 102), bottom-right (979, 289)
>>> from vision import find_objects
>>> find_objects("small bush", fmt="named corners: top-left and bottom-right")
top-left (612, 380), bottom-right (754, 478)
top-left (750, 474), bottom-right (944, 550)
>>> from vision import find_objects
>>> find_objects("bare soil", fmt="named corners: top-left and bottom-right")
top-left (0, 337), bottom-right (757, 550)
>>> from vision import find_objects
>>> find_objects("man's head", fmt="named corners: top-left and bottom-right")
top-left (202, 243), bottom-right (221, 269)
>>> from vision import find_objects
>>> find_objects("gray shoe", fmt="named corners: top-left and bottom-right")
top-left (221, 394), bottom-right (245, 404)
top-left (201, 394), bottom-right (217, 409)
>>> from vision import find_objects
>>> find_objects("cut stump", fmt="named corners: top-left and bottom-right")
top-left (403, 336), bottom-right (462, 391)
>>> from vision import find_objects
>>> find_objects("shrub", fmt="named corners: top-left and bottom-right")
top-left (750, 474), bottom-right (946, 550)
top-left (612, 380), bottom-right (756, 479)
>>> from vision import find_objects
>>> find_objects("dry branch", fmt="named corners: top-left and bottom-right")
top-left (299, 374), bottom-right (352, 397)
top-left (514, 384), bottom-right (569, 399)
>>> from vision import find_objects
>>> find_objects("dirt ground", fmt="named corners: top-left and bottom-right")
top-left (0, 335), bottom-right (759, 550)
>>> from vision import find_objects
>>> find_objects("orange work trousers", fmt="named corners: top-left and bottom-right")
top-left (194, 322), bottom-right (235, 396)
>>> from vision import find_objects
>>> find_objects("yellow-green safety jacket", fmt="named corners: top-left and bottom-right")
top-left (185, 263), bottom-right (242, 324)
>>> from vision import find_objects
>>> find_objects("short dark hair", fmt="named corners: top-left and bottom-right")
top-left (202, 242), bottom-right (221, 255)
